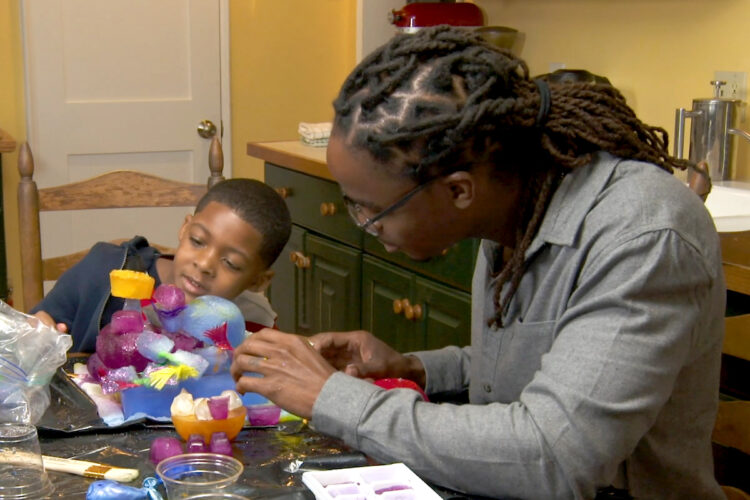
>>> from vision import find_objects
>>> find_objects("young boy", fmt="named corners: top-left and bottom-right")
top-left (32, 178), bottom-right (292, 353)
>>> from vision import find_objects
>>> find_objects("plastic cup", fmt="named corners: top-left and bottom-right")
top-left (156, 453), bottom-right (243, 499)
top-left (0, 423), bottom-right (54, 499)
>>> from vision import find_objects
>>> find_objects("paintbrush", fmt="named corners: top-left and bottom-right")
top-left (42, 455), bottom-right (139, 482)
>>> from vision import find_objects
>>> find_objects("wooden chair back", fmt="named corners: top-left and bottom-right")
top-left (17, 137), bottom-right (225, 311)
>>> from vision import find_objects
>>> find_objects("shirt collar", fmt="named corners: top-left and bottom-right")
top-left (525, 151), bottom-right (621, 256)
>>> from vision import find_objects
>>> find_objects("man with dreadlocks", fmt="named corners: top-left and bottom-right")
top-left (231, 26), bottom-right (724, 499)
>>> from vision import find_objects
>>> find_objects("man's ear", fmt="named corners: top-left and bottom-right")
top-left (248, 269), bottom-right (274, 293)
top-left (442, 171), bottom-right (475, 209)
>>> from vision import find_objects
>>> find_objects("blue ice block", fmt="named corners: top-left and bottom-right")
top-left (120, 372), bottom-right (267, 419)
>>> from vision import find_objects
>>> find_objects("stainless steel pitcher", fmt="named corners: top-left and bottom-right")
top-left (674, 80), bottom-right (750, 182)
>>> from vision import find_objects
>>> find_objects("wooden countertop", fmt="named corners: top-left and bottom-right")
top-left (720, 231), bottom-right (750, 295)
top-left (0, 128), bottom-right (17, 153)
top-left (247, 140), bottom-right (750, 295)
top-left (247, 140), bottom-right (332, 181)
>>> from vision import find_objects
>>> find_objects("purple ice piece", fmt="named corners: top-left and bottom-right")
top-left (86, 352), bottom-right (109, 382)
top-left (207, 396), bottom-right (230, 420)
top-left (209, 432), bottom-right (232, 456)
top-left (96, 324), bottom-right (150, 371)
top-left (136, 331), bottom-right (175, 361)
top-left (106, 365), bottom-right (137, 382)
top-left (149, 437), bottom-right (184, 465)
top-left (110, 310), bottom-right (144, 335)
top-left (153, 284), bottom-right (186, 310)
top-left (186, 434), bottom-right (207, 453)
top-left (163, 331), bottom-right (202, 352)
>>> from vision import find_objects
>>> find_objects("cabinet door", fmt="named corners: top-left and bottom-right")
top-left (306, 234), bottom-right (362, 333)
top-left (362, 256), bottom-right (417, 352)
top-left (268, 225), bottom-right (307, 333)
top-left (415, 276), bottom-right (471, 350)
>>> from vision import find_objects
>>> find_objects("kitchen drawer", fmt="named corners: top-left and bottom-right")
top-left (266, 163), bottom-right (363, 248)
top-left (364, 235), bottom-right (479, 292)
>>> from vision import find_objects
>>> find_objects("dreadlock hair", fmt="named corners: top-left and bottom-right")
top-left (332, 25), bottom-right (692, 328)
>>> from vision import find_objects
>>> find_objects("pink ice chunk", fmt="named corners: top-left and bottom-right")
top-left (136, 331), bottom-right (175, 361)
top-left (246, 404), bottom-right (281, 426)
top-left (163, 331), bottom-right (202, 352)
top-left (100, 378), bottom-right (121, 394)
top-left (207, 396), bottom-right (230, 420)
top-left (209, 432), bottom-right (232, 456)
top-left (96, 324), bottom-right (150, 371)
top-left (110, 310), bottom-right (144, 334)
top-left (149, 437), bottom-right (184, 465)
top-left (187, 434), bottom-right (207, 453)
top-left (153, 284), bottom-right (186, 310)
top-left (86, 352), bottom-right (109, 382)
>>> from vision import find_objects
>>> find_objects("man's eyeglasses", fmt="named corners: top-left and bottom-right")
top-left (342, 179), bottom-right (434, 236)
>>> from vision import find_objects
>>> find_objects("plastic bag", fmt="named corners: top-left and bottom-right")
top-left (0, 300), bottom-right (72, 424)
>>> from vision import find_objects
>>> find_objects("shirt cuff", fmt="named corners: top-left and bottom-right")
top-left (410, 346), bottom-right (467, 395)
top-left (311, 371), bottom-right (381, 447)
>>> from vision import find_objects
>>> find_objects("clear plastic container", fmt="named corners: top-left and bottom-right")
top-left (156, 452), bottom-right (243, 499)
top-left (0, 423), bottom-right (54, 499)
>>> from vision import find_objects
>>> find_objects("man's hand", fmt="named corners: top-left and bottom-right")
top-left (230, 328), bottom-right (336, 419)
top-left (309, 330), bottom-right (425, 387)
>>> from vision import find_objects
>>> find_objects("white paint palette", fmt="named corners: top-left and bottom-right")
top-left (302, 462), bottom-right (442, 500)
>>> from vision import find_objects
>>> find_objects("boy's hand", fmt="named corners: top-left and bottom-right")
top-left (230, 328), bottom-right (336, 419)
top-left (32, 311), bottom-right (69, 333)
top-left (309, 330), bottom-right (426, 388)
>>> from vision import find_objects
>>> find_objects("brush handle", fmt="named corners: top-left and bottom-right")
top-left (42, 455), bottom-right (139, 482)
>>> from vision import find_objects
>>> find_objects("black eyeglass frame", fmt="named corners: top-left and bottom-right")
top-left (342, 178), bottom-right (436, 236)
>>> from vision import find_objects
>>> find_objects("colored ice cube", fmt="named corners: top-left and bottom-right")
top-left (110, 310), bottom-right (144, 335)
top-left (207, 396), bottom-right (230, 420)
top-left (136, 331), bottom-right (175, 361)
top-left (166, 350), bottom-right (209, 378)
top-left (181, 295), bottom-right (246, 348)
top-left (149, 437), bottom-right (184, 465)
top-left (209, 432), bottom-right (232, 456)
top-left (186, 434), bottom-right (207, 453)
top-left (96, 324), bottom-right (150, 371)
top-left (153, 284), bottom-right (186, 311)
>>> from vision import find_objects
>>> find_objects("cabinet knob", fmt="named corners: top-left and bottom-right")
top-left (408, 304), bottom-right (423, 321)
top-left (275, 187), bottom-right (292, 199)
top-left (392, 298), bottom-right (410, 315)
top-left (441, 248), bottom-right (450, 256)
top-left (290, 251), bottom-right (310, 269)
top-left (320, 202), bottom-right (337, 216)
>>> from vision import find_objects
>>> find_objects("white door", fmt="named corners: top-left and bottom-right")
top-left (21, 0), bottom-right (231, 271)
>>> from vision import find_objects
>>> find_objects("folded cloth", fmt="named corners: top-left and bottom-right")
top-left (298, 122), bottom-right (332, 147)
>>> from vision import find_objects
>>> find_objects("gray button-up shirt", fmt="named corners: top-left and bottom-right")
top-left (313, 152), bottom-right (725, 499)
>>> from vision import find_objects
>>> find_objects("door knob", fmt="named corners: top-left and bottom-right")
top-left (197, 119), bottom-right (217, 138)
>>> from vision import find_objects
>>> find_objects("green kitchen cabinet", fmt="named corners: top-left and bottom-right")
top-left (362, 256), bottom-right (471, 351)
top-left (270, 226), bottom-right (361, 335)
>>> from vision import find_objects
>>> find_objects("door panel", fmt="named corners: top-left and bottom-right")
top-left (22, 0), bottom-right (227, 260)
top-left (269, 225), bottom-right (306, 334)
top-left (415, 277), bottom-right (471, 350)
top-left (306, 234), bottom-right (361, 333)
top-left (362, 256), bottom-right (417, 352)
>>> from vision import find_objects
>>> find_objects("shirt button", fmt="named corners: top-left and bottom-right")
top-left (483, 384), bottom-right (492, 393)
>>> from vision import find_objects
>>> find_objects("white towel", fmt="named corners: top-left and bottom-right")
top-left (298, 122), bottom-right (332, 147)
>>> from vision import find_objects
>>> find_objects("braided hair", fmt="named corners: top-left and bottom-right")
top-left (332, 25), bottom-right (692, 327)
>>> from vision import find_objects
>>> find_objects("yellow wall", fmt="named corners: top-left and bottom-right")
top-left (229, 0), bottom-right (357, 180)
top-left (0, 0), bottom-right (25, 307)
top-left (476, 0), bottom-right (750, 180)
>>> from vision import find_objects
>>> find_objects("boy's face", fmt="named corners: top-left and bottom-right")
top-left (171, 201), bottom-right (271, 302)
